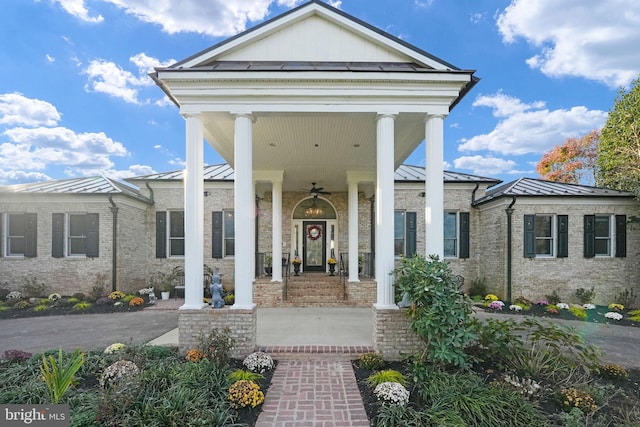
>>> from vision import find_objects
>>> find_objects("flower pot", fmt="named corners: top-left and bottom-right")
top-left (293, 263), bottom-right (301, 276)
top-left (161, 291), bottom-right (170, 300)
top-left (328, 264), bottom-right (336, 276)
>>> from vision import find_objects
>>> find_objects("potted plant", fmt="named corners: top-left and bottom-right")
top-left (264, 255), bottom-right (272, 276)
top-left (292, 255), bottom-right (301, 276)
top-left (358, 255), bottom-right (363, 274)
top-left (160, 271), bottom-right (176, 300)
top-left (327, 257), bottom-right (337, 276)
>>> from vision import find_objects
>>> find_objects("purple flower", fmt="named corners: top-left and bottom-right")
top-left (535, 300), bottom-right (549, 306)
top-left (4, 349), bottom-right (32, 363)
top-left (488, 301), bottom-right (504, 310)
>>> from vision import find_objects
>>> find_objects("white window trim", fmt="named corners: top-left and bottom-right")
top-left (594, 214), bottom-right (613, 257)
top-left (167, 210), bottom-right (185, 258)
top-left (444, 210), bottom-right (459, 259)
top-left (535, 214), bottom-right (556, 258)
top-left (3, 212), bottom-right (26, 258)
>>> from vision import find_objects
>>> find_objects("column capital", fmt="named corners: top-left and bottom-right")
top-left (376, 112), bottom-right (398, 121)
top-left (425, 113), bottom-right (447, 122)
top-left (231, 111), bottom-right (257, 123)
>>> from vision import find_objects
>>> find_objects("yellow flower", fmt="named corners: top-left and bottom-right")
top-left (327, 257), bottom-right (337, 265)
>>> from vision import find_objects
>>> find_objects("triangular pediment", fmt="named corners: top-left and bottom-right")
top-left (174, 0), bottom-right (456, 70)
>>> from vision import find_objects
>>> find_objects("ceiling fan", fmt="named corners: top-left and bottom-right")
top-left (307, 182), bottom-right (331, 198)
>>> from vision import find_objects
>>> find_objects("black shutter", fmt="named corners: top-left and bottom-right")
top-left (524, 214), bottom-right (536, 258)
top-left (405, 211), bottom-right (417, 256)
top-left (0, 213), bottom-right (3, 257)
top-left (459, 212), bottom-right (470, 259)
top-left (212, 211), bottom-right (223, 259)
top-left (25, 213), bottom-right (37, 258)
top-left (557, 215), bottom-right (568, 258)
top-left (52, 213), bottom-right (64, 258)
top-left (156, 211), bottom-right (166, 258)
top-left (584, 215), bottom-right (595, 258)
top-left (616, 215), bottom-right (627, 258)
top-left (86, 213), bottom-right (99, 258)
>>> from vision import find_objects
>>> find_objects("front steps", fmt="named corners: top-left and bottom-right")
top-left (253, 273), bottom-right (375, 307)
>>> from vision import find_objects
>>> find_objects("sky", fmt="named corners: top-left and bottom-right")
top-left (0, 0), bottom-right (639, 186)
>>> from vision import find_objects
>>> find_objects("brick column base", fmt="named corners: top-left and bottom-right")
top-left (372, 306), bottom-right (424, 360)
top-left (179, 306), bottom-right (257, 358)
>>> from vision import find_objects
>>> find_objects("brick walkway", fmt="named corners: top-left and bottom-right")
top-left (256, 357), bottom-right (370, 427)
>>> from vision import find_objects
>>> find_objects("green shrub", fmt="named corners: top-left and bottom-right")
top-left (468, 277), bottom-right (487, 298)
top-left (67, 297), bottom-right (79, 304)
top-left (615, 288), bottom-right (637, 309)
top-left (568, 306), bottom-right (588, 320)
top-left (143, 345), bottom-right (176, 360)
top-left (575, 287), bottom-right (596, 304)
top-left (72, 302), bottom-right (91, 311)
top-left (545, 290), bottom-right (561, 305)
top-left (358, 352), bottom-right (384, 370)
top-left (14, 300), bottom-right (30, 309)
top-left (33, 305), bottom-right (49, 312)
top-left (71, 292), bottom-right (85, 300)
top-left (367, 369), bottom-right (406, 387)
top-left (377, 404), bottom-right (465, 427)
top-left (228, 369), bottom-right (264, 383)
top-left (196, 327), bottom-right (234, 366)
top-left (20, 276), bottom-right (48, 298)
top-left (40, 348), bottom-right (85, 404)
top-left (628, 309), bottom-right (640, 322)
top-left (394, 254), bottom-right (476, 367)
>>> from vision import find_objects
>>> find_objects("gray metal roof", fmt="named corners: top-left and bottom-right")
top-left (179, 61), bottom-right (469, 74)
top-left (130, 163), bottom-right (499, 184)
top-left (473, 177), bottom-right (635, 206)
top-left (0, 175), bottom-right (153, 204)
top-left (395, 164), bottom-right (502, 184)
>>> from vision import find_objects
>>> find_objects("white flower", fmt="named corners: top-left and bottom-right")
top-left (138, 287), bottom-right (154, 295)
top-left (583, 303), bottom-right (596, 310)
top-left (494, 300), bottom-right (505, 306)
top-left (243, 352), bottom-right (274, 373)
top-left (6, 291), bottom-right (23, 300)
top-left (605, 312), bottom-right (623, 321)
top-left (104, 343), bottom-right (126, 354)
top-left (557, 303), bottom-right (569, 309)
top-left (503, 374), bottom-right (541, 397)
top-left (100, 360), bottom-right (139, 387)
top-left (48, 293), bottom-right (61, 302)
top-left (509, 304), bottom-right (522, 311)
top-left (374, 382), bottom-right (410, 406)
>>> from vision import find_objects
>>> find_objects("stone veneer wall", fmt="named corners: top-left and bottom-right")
top-left (253, 281), bottom-right (283, 306)
top-left (346, 280), bottom-right (376, 306)
top-left (178, 307), bottom-right (257, 358)
top-left (373, 306), bottom-right (423, 360)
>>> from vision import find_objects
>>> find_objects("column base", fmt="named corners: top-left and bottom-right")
top-left (372, 305), bottom-right (424, 361)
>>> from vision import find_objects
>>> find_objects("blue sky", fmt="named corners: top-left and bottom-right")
top-left (1, 0), bottom-right (638, 185)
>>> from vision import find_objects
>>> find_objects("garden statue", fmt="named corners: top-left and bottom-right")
top-left (210, 268), bottom-right (224, 308)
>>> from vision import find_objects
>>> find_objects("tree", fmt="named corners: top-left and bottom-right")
top-left (598, 76), bottom-right (640, 198)
top-left (536, 130), bottom-right (599, 185)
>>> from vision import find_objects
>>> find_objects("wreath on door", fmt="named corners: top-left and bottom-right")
top-left (307, 225), bottom-right (322, 241)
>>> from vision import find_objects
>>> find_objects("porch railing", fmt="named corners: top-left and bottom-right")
top-left (256, 252), bottom-right (290, 300)
top-left (338, 252), bottom-right (373, 279)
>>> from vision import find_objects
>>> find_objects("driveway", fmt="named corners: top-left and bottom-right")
top-left (0, 311), bottom-right (179, 355)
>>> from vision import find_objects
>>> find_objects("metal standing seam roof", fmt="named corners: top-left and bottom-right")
top-left (395, 164), bottom-right (502, 184)
top-left (473, 177), bottom-right (635, 206)
top-left (180, 61), bottom-right (470, 74)
top-left (0, 175), bottom-right (153, 204)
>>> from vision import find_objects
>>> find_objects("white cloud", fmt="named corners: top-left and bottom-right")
top-left (46, 54), bottom-right (56, 63)
top-left (101, 164), bottom-right (156, 180)
top-left (469, 13), bottom-right (484, 24)
top-left (54, 0), bottom-right (104, 23)
top-left (326, 1), bottom-right (342, 8)
top-left (497, 0), bottom-right (640, 87)
top-left (0, 169), bottom-right (51, 185)
top-left (83, 53), bottom-right (174, 104)
top-left (453, 155), bottom-right (520, 176)
top-left (0, 93), bottom-right (61, 127)
top-left (458, 93), bottom-right (607, 155)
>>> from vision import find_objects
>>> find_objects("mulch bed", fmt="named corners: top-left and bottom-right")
top-left (0, 301), bottom-right (145, 319)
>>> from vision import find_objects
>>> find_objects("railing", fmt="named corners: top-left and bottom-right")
top-left (256, 252), bottom-right (290, 300)
top-left (339, 253), bottom-right (347, 300)
top-left (338, 252), bottom-right (373, 279)
top-left (282, 252), bottom-right (290, 301)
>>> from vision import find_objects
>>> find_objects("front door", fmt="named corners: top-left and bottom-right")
top-left (303, 221), bottom-right (326, 272)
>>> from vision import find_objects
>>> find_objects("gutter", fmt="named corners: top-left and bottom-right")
top-left (505, 196), bottom-right (517, 303)
top-left (108, 196), bottom-right (119, 293)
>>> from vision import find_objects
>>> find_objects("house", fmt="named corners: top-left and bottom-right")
top-left (1, 1), bottom-right (638, 358)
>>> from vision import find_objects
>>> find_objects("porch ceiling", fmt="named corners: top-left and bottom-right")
top-left (202, 111), bottom-right (426, 193)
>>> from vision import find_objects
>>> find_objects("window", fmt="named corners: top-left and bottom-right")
top-left (444, 211), bottom-right (470, 259)
top-left (594, 215), bottom-right (611, 256)
top-left (168, 211), bottom-right (184, 257)
top-left (52, 213), bottom-right (99, 258)
top-left (444, 212), bottom-right (457, 257)
top-left (4, 213), bottom-right (37, 257)
top-left (524, 214), bottom-right (568, 258)
top-left (223, 210), bottom-right (235, 256)
top-left (584, 214), bottom-right (626, 258)
top-left (393, 211), bottom-right (416, 257)
top-left (212, 210), bottom-right (235, 258)
top-left (394, 211), bottom-right (405, 256)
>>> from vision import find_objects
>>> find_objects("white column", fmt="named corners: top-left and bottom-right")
top-left (232, 113), bottom-right (256, 309)
top-left (181, 114), bottom-right (206, 310)
top-left (347, 178), bottom-right (360, 283)
top-left (374, 113), bottom-right (397, 308)
top-left (271, 178), bottom-right (283, 282)
top-left (425, 115), bottom-right (446, 258)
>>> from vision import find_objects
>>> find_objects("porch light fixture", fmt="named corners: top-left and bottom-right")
top-left (304, 199), bottom-right (323, 217)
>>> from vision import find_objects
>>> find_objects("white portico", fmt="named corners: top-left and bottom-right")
top-left (151, 0), bottom-right (477, 356)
